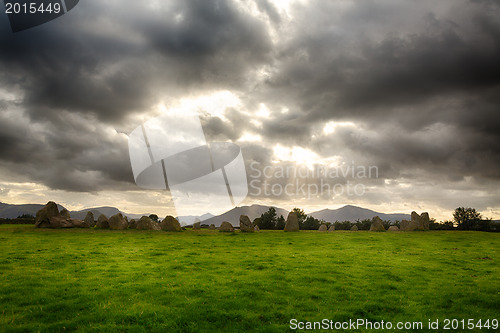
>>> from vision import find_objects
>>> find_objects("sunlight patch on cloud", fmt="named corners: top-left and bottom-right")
top-left (322, 121), bottom-right (356, 135)
top-left (176, 90), bottom-right (242, 120)
top-left (238, 133), bottom-right (263, 142)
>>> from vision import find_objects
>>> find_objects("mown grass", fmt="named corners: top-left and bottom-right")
top-left (0, 225), bottom-right (498, 332)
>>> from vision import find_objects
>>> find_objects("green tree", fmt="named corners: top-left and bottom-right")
top-left (276, 215), bottom-right (286, 230)
top-left (302, 216), bottom-right (321, 230)
top-left (453, 207), bottom-right (481, 230)
top-left (334, 220), bottom-right (352, 230)
top-left (356, 218), bottom-right (371, 230)
top-left (149, 214), bottom-right (159, 222)
top-left (259, 207), bottom-right (277, 230)
top-left (291, 208), bottom-right (307, 229)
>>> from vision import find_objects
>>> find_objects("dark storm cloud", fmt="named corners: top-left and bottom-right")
top-left (0, 103), bottom-right (134, 192)
top-left (0, 0), bottom-right (272, 123)
top-left (252, 0), bottom-right (500, 183)
top-left (0, 0), bottom-right (272, 192)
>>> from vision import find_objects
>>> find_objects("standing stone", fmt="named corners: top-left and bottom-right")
top-left (209, 224), bottom-right (216, 230)
top-left (401, 212), bottom-right (430, 231)
top-left (254, 225), bottom-right (260, 232)
top-left (411, 212), bottom-right (424, 231)
top-left (96, 214), bottom-right (110, 229)
top-left (370, 216), bottom-right (386, 231)
top-left (84, 211), bottom-right (95, 228)
top-left (136, 216), bottom-right (160, 230)
top-left (193, 222), bottom-right (201, 230)
top-left (350, 225), bottom-right (359, 231)
top-left (284, 212), bottom-right (299, 232)
top-left (420, 212), bottom-right (430, 230)
top-left (239, 215), bottom-right (254, 232)
top-left (108, 213), bottom-right (128, 230)
top-left (128, 219), bottom-right (137, 229)
top-left (34, 201), bottom-right (56, 228)
top-left (388, 225), bottom-right (399, 231)
top-left (318, 224), bottom-right (327, 232)
top-left (60, 209), bottom-right (71, 219)
top-left (219, 221), bottom-right (234, 232)
top-left (328, 225), bottom-right (335, 232)
top-left (400, 219), bottom-right (411, 231)
top-left (35, 201), bottom-right (61, 228)
top-left (160, 216), bottom-right (181, 232)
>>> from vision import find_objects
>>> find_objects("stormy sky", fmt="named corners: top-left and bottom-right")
top-left (0, 0), bottom-right (499, 220)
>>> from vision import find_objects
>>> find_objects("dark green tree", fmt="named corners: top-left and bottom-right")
top-left (334, 220), bottom-right (353, 230)
top-left (453, 207), bottom-right (481, 230)
top-left (356, 218), bottom-right (371, 230)
top-left (276, 215), bottom-right (286, 230)
top-left (259, 207), bottom-right (277, 230)
top-left (302, 216), bottom-right (321, 230)
top-left (149, 214), bottom-right (159, 222)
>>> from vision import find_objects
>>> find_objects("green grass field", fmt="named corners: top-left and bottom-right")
top-left (0, 225), bottom-right (498, 332)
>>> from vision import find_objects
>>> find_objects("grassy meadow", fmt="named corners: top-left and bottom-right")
top-left (0, 225), bottom-right (498, 332)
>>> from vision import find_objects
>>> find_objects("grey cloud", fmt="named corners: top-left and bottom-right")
top-left (0, 0), bottom-right (499, 217)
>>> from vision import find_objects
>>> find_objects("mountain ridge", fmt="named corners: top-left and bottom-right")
top-left (0, 201), bottom-right (411, 224)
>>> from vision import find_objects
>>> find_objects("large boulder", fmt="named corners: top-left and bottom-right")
top-left (84, 211), bottom-right (95, 228)
top-left (108, 213), bottom-right (128, 230)
top-left (219, 221), bottom-right (234, 232)
top-left (318, 224), bottom-right (327, 232)
top-left (328, 225), bottom-right (335, 232)
top-left (128, 219), bottom-right (137, 229)
top-left (60, 209), bottom-right (71, 219)
top-left (160, 216), bottom-right (181, 232)
top-left (136, 216), bottom-right (160, 230)
top-left (370, 216), bottom-right (386, 232)
top-left (400, 219), bottom-right (411, 231)
top-left (193, 221), bottom-right (201, 230)
top-left (209, 224), bottom-right (216, 230)
top-left (350, 225), bottom-right (359, 231)
top-left (388, 225), bottom-right (399, 231)
top-left (96, 214), bottom-right (110, 229)
top-left (71, 218), bottom-right (89, 228)
top-left (239, 215), bottom-right (254, 232)
top-left (284, 212), bottom-right (299, 232)
top-left (35, 202), bottom-right (75, 228)
top-left (35, 201), bottom-right (61, 228)
top-left (401, 212), bottom-right (430, 231)
top-left (411, 212), bottom-right (424, 231)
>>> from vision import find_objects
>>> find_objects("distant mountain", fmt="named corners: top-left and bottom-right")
top-left (0, 202), bottom-right (410, 224)
top-left (309, 205), bottom-right (410, 222)
top-left (177, 213), bottom-right (215, 225)
top-left (0, 202), bottom-right (148, 220)
top-left (202, 204), bottom-right (289, 227)
top-left (70, 207), bottom-right (121, 220)
top-left (0, 202), bottom-right (65, 219)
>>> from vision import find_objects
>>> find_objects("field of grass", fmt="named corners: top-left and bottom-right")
top-left (0, 225), bottom-right (498, 332)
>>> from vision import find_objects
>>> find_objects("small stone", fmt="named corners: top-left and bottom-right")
top-left (219, 221), bottom-right (234, 232)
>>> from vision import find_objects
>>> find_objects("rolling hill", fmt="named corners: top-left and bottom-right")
top-left (202, 204), bottom-right (289, 227)
top-left (309, 205), bottom-right (410, 222)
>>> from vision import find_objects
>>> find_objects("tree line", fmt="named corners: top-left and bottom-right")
top-left (252, 207), bottom-right (499, 232)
